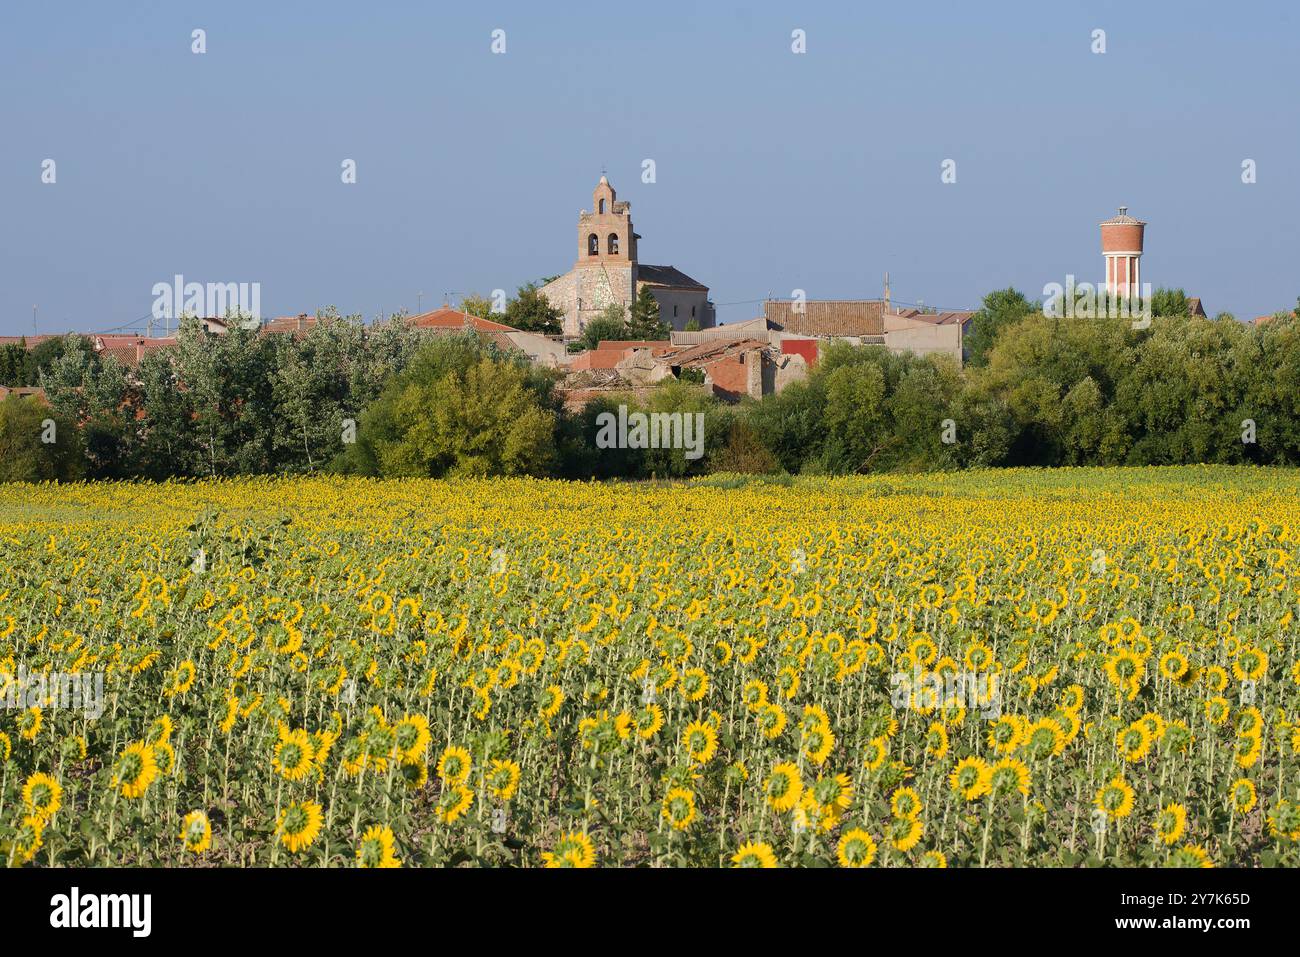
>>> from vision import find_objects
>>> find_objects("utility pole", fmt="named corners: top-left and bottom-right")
top-left (32, 305), bottom-right (37, 336)
top-left (418, 291), bottom-right (423, 313)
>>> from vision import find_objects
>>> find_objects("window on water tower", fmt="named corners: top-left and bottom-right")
top-left (588, 233), bottom-right (599, 256)
top-left (608, 233), bottom-right (619, 255)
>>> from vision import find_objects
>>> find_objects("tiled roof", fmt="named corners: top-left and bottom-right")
top-left (595, 340), bottom-right (673, 350)
top-left (892, 308), bottom-right (974, 326)
top-left (93, 335), bottom-right (177, 367)
top-left (407, 307), bottom-right (518, 332)
top-left (636, 264), bottom-right (708, 290)
top-left (262, 314), bottom-right (321, 334)
top-left (765, 299), bottom-right (884, 337)
top-left (670, 317), bottom-right (771, 346)
top-left (1100, 207), bottom-right (1145, 226)
top-left (657, 337), bottom-right (768, 367)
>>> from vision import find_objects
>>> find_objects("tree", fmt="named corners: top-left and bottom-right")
top-left (710, 418), bottom-right (780, 474)
top-left (969, 312), bottom-right (1133, 465)
top-left (578, 304), bottom-right (629, 351)
top-left (22, 332), bottom-right (94, 384)
top-left (503, 283), bottom-right (564, 335)
top-left (40, 342), bottom-right (134, 478)
top-left (684, 317), bottom-right (702, 333)
top-left (459, 293), bottom-right (496, 319)
top-left (964, 288), bottom-right (1036, 367)
top-left (1150, 287), bottom-right (1190, 318)
top-left (0, 395), bottom-right (82, 482)
top-left (344, 332), bottom-right (557, 478)
top-left (626, 285), bottom-right (669, 340)
top-left (0, 343), bottom-right (30, 386)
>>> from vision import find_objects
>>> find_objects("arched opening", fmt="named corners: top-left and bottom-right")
top-left (608, 233), bottom-right (619, 255)
top-left (588, 233), bottom-right (599, 256)
top-left (598, 199), bottom-right (607, 214)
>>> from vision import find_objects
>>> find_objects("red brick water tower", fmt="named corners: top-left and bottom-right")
top-left (1100, 207), bottom-right (1145, 297)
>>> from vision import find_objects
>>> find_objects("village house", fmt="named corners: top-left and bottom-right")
top-left (762, 299), bottom-right (969, 366)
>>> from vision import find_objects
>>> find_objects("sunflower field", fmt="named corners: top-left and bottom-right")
top-left (2, 466), bottom-right (1300, 868)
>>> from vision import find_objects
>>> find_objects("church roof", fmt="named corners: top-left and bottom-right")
top-left (636, 264), bottom-right (708, 291)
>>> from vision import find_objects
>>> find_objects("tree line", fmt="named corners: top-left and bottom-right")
top-left (4, 290), bottom-right (1300, 483)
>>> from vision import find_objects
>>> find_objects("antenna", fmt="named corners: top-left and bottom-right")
top-left (417, 291), bottom-right (423, 313)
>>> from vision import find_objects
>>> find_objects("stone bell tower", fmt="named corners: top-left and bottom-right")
top-left (577, 175), bottom-right (638, 265)
top-left (566, 175), bottom-right (638, 334)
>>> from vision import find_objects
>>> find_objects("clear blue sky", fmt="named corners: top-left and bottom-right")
top-left (2, 0), bottom-right (1297, 335)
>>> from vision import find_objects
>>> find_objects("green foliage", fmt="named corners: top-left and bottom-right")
top-left (578, 304), bottom-right (629, 351)
top-left (3, 335), bottom-right (96, 388)
top-left (0, 342), bottom-right (31, 386)
top-left (0, 395), bottom-right (82, 482)
top-left (627, 285), bottom-right (669, 341)
top-left (345, 332), bottom-right (557, 478)
top-left (504, 283), bottom-right (564, 335)
top-left (458, 294), bottom-right (496, 319)
top-left (562, 379), bottom-right (719, 480)
top-left (1150, 287), bottom-right (1190, 318)
top-left (709, 418), bottom-right (781, 474)
top-left (25, 285), bottom-right (1300, 482)
top-left (964, 287), bottom-right (1036, 367)
top-left (38, 312), bottom-right (424, 479)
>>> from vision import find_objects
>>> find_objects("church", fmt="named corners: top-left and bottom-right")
top-left (539, 176), bottom-right (715, 338)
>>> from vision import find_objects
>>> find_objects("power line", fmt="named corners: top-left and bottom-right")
top-left (713, 293), bottom-right (976, 313)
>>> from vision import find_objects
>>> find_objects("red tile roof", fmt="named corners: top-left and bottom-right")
top-left (93, 335), bottom-right (177, 367)
top-left (261, 314), bottom-right (321, 335)
top-left (407, 307), bottom-right (518, 332)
